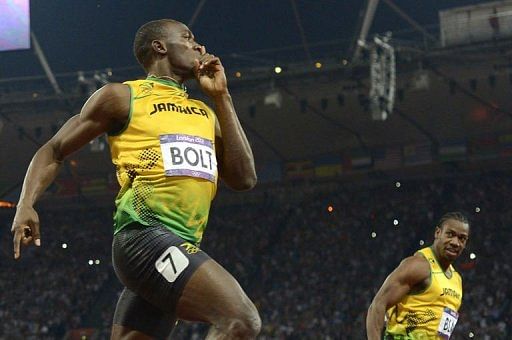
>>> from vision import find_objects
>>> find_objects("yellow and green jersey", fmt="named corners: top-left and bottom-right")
top-left (108, 76), bottom-right (218, 244)
top-left (385, 247), bottom-right (463, 339)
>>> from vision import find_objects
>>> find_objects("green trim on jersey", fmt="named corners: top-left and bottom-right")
top-left (429, 246), bottom-right (454, 279)
top-left (146, 76), bottom-right (187, 92)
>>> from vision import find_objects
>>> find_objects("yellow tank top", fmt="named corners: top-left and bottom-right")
top-left (385, 247), bottom-right (463, 339)
top-left (108, 77), bottom-right (218, 244)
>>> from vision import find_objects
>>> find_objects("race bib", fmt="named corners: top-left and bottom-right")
top-left (155, 246), bottom-right (189, 283)
top-left (437, 307), bottom-right (459, 339)
top-left (160, 134), bottom-right (217, 182)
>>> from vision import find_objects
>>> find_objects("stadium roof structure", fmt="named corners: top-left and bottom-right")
top-left (0, 0), bottom-right (495, 79)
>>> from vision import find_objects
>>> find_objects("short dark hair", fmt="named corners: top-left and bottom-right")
top-left (437, 211), bottom-right (469, 230)
top-left (133, 19), bottom-right (176, 71)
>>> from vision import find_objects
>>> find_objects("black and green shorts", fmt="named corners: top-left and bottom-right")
top-left (112, 223), bottom-right (210, 338)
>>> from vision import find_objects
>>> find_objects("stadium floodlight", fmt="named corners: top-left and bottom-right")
top-left (369, 33), bottom-right (395, 121)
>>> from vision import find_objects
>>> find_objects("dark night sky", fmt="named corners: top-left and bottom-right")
top-left (0, 0), bottom-right (492, 79)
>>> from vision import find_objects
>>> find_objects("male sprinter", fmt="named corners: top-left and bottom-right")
top-left (367, 212), bottom-right (469, 339)
top-left (11, 19), bottom-right (261, 339)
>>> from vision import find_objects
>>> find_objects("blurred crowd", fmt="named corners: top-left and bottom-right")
top-left (0, 208), bottom-right (114, 340)
top-left (1, 171), bottom-right (511, 339)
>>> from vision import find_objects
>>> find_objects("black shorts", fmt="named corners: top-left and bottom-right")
top-left (112, 223), bottom-right (210, 338)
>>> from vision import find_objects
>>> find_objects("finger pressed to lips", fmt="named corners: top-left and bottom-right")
top-left (199, 53), bottom-right (217, 62)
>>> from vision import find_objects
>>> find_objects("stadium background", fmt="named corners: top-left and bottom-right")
top-left (0, 0), bottom-right (511, 339)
